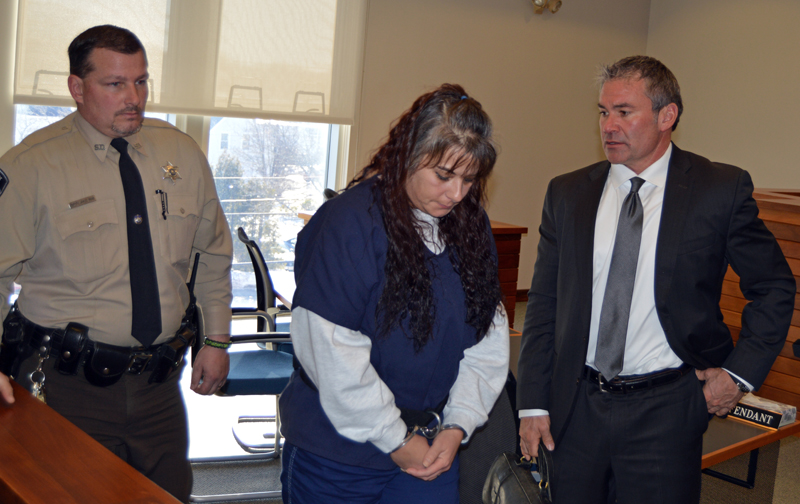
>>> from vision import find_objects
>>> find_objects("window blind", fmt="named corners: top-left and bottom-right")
top-left (14, 0), bottom-right (367, 124)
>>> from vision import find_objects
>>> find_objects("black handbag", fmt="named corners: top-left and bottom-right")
top-left (482, 443), bottom-right (553, 504)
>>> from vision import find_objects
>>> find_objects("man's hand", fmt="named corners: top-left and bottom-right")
top-left (0, 372), bottom-right (15, 406)
top-left (191, 335), bottom-right (230, 395)
top-left (390, 434), bottom-right (429, 473)
top-left (405, 428), bottom-right (464, 481)
top-left (520, 415), bottom-right (554, 459)
top-left (696, 368), bottom-right (745, 416)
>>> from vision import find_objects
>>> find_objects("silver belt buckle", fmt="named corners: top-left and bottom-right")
top-left (127, 352), bottom-right (153, 375)
top-left (597, 372), bottom-right (610, 393)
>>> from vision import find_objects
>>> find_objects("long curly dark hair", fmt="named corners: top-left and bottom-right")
top-left (349, 84), bottom-right (502, 350)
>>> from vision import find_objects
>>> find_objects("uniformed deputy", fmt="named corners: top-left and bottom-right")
top-left (0, 25), bottom-right (233, 502)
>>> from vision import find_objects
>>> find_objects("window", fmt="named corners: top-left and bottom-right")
top-left (14, 105), bottom-right (74, 144)
top-left (12, 106), bottom-right (339, 310)
top-left (14, 105), bottom-right (175, 143)
top-left (6, 0), bottom-right (365, 461)
top-left (208, 117), bottom-right (336, 306)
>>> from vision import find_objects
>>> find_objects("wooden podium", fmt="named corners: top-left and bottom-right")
top-left (0, 381), bottom-right (180, 504)
top-left (490, 220), bottom-right (528, 328)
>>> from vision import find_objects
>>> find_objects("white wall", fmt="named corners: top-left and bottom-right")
top-left (355, 0), bottom-right (651, 288)
top-left (647, 0), bottom-right (800, 189)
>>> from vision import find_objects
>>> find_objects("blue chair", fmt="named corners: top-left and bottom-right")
top-left (233, 227), bottom-right (291, 335)
top-left (188, 229), bottom-right (295, 502)
top-left (220, 227), bottom-right (295, 458)
top-left (221, 332), bottom-right (293, 458)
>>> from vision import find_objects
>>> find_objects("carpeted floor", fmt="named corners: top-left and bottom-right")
top-left (191, 458), bottom-right (283, 504)
top-left (773, 435), bottom-right (800, 504)
top-left (700, 439), bottom-right (779, 504)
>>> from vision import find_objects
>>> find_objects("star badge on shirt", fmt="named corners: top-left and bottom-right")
top-left (162, 162), bottom-right (182, 184)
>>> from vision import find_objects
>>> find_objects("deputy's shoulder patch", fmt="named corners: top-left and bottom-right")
top-left (0, 168), bottom-right (8, 198)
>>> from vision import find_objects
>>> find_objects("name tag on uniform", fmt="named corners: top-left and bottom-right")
top-left (69, 195), bottom-right (97, 209)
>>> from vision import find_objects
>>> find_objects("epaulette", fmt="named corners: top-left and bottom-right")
top-left (139, 117), bottom-right (200, 146)
top-left (2, 113), bottom-right (76, 163)
top-left (141, 117), bottom-right (180, 131)
top-left (18, 113), bottom-right (75, 148)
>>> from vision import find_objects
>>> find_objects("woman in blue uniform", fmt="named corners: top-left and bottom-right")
top-left (280, 83), bottom-right (509, 504)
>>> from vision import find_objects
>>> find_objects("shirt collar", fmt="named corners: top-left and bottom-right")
top-left (74, 112), bottom-right (146, 162)
top-left (608, 142), bottom-right (672, 190)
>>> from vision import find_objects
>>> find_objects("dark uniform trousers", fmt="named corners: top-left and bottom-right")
top-left (17, 354), bottom-right (192, 502)
top-left (551, 371), bottom-right (709, 504)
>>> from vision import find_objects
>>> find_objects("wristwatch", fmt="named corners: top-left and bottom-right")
top-left (727, 373), bottom-right (750, 393)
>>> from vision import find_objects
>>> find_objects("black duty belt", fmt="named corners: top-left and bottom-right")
top-left (24, 316), bottom-right (162, 376)
top-left (583, 363), bottom-right (693, 394)
top-left (1, 307), bottom-right (188, 387)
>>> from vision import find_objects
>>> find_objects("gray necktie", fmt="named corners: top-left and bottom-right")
top-left (595, 177), bottom-right (645, 380)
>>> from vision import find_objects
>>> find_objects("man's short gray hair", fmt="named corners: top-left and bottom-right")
top-left (598, 55), bottom-right (683, 131)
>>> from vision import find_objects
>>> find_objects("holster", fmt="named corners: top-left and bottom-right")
top-left (0, 308), bottom-right (33, 378)
top-left (148, 341), bottom-right (178, 384)
top-left (149, 319), bottom-right (195, 384)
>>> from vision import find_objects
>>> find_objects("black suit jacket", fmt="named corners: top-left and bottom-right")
top-left (516, 144), bottom-right (796, 444)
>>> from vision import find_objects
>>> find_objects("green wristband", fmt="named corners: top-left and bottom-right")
top-left (203, 337), bottom-right (231, 350)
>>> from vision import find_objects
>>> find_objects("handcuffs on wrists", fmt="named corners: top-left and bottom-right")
top-left (391, 410), bottom-right (466, 453)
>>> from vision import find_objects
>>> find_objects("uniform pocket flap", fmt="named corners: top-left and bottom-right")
top-left (164, 193), bottom-right (200, 219)
top-left (55, 199), bottom-right (119, 240)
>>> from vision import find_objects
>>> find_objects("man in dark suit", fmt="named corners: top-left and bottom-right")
top-left (516, 55), bottom-right (795, 503)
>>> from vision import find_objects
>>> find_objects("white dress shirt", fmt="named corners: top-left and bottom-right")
top-left (586, 144), bottom-right (682, 375)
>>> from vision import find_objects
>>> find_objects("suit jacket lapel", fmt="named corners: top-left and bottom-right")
top-left (655, 145), bottom-right (693, 317)
top-left (574, 162), bottom-right (610, 327)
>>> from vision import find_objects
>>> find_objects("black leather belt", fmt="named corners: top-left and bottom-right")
top-left (583, 363), bottom-right (692, 394)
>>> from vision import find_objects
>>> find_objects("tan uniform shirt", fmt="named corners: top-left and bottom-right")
top-left (0, 112), bottom-right (232, 346)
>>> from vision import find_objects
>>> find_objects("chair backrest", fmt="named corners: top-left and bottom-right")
top-left (323, 188), bottom-right (338, 201)
top-left (237, 227), bottom-right (278, 332)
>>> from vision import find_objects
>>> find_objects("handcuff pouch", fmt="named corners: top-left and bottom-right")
top-left (55, 322), bottom-right (89, 375)
top-left (83, 341), bottom-right (129, 387)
